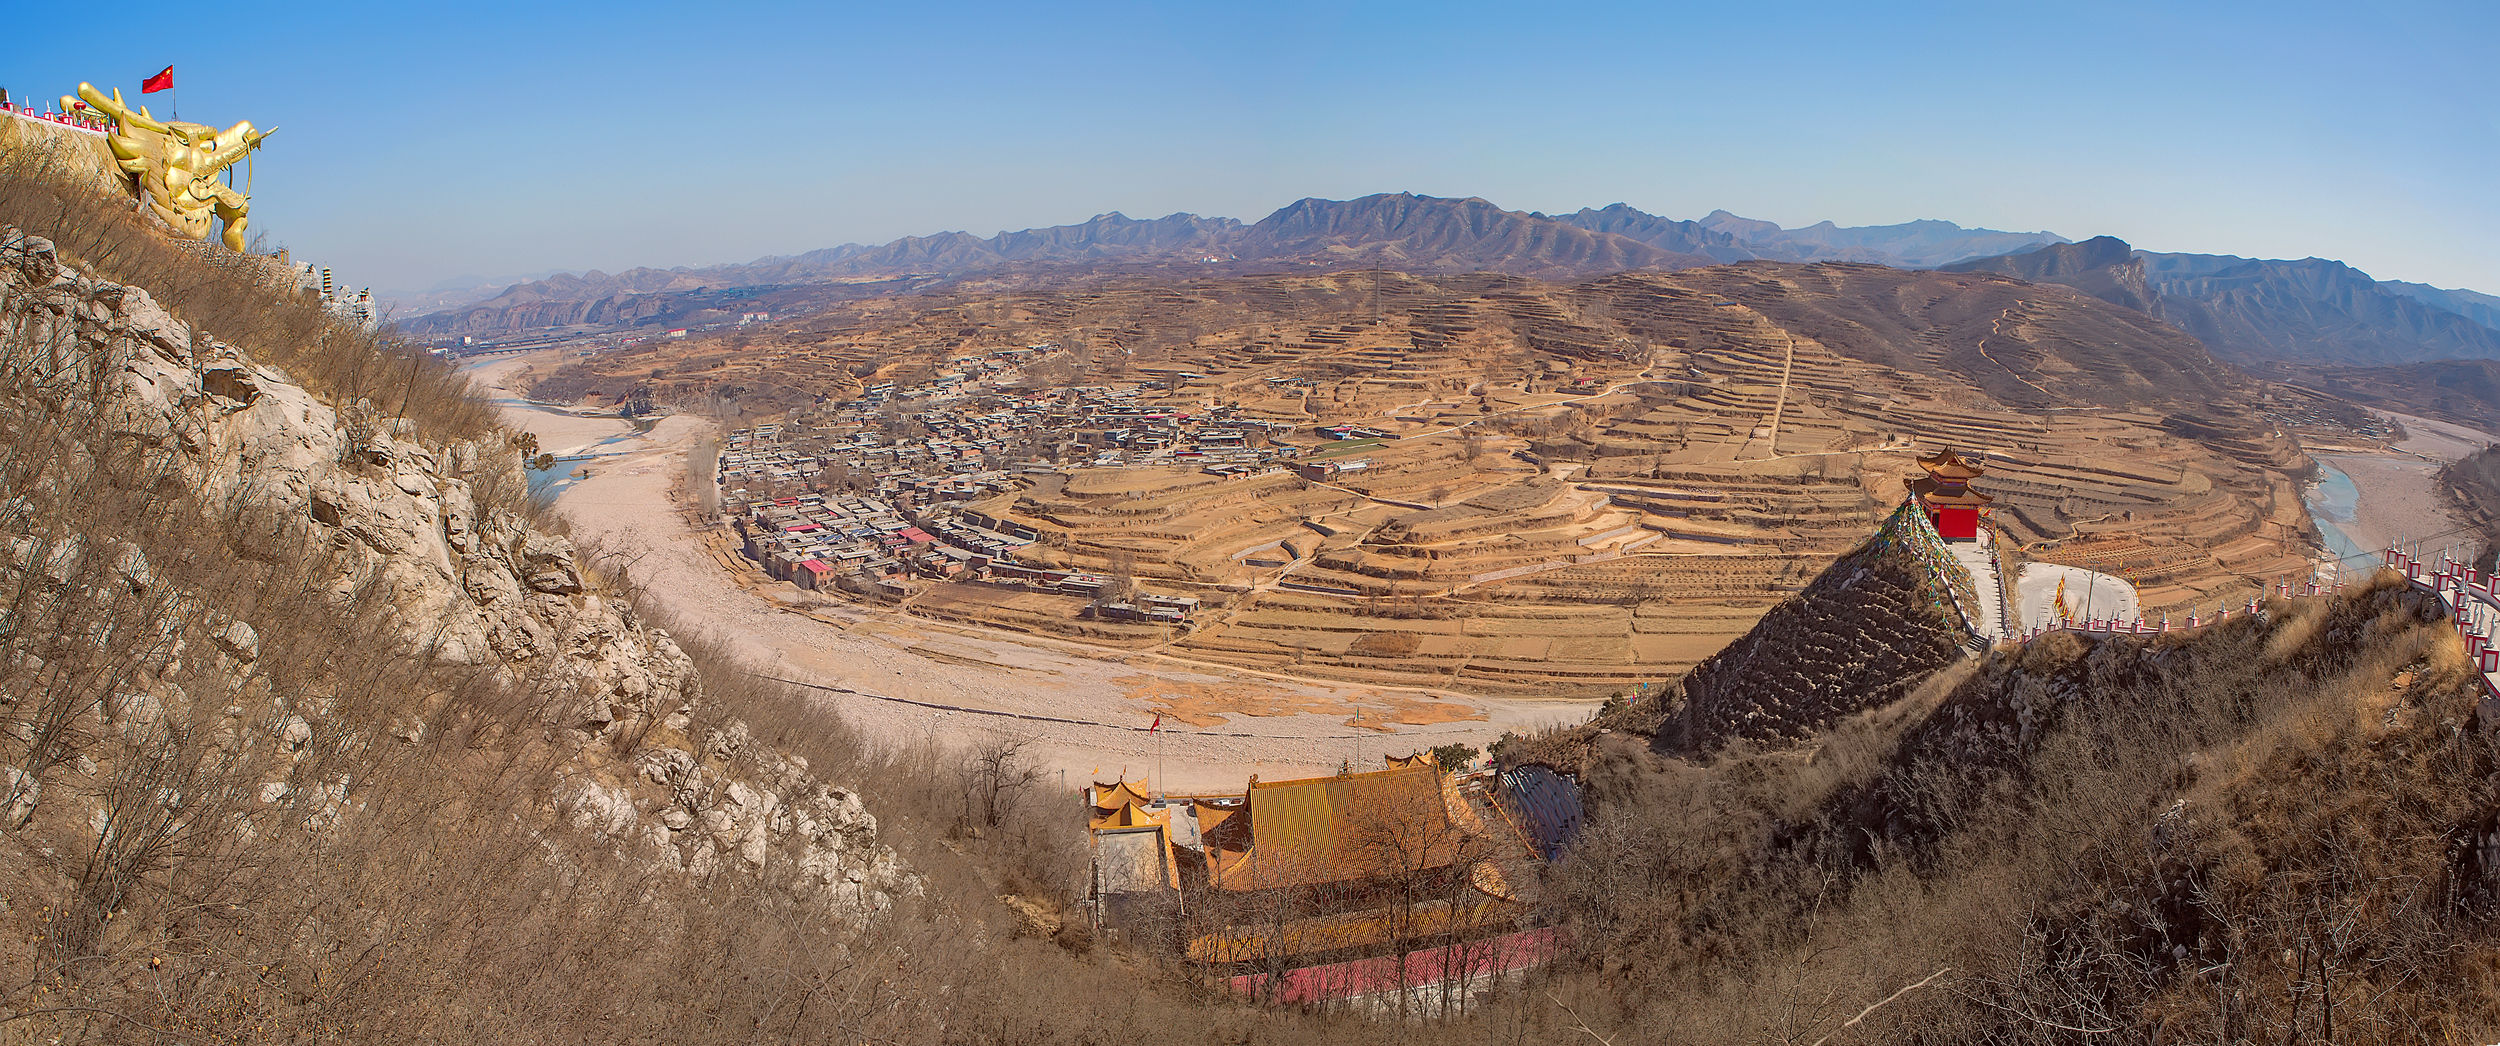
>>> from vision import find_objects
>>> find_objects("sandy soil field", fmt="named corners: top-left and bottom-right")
top-left (2314, 453), bottom-right (2459, 561)
top-left (470, 355), bottom-right (1600, 792)
top-left (2384, 409), bottom-right (2499, 463)
top-left (2294, 409), bottom-right (2496, 577)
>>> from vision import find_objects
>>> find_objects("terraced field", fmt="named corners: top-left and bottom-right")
top-left (529, 262), bottom-right (2331, 694)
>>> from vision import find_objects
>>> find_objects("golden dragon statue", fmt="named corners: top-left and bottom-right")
top-left (65, 83), bottom-right (273, 251)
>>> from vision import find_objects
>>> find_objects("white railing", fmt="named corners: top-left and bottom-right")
top-left (2387, 548), bottom-right (2500, 709)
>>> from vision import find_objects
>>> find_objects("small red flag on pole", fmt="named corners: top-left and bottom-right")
top-left (1149, 715), bottom-right (1160, 733)
top-left (141, 66), bottom-right (174, 94)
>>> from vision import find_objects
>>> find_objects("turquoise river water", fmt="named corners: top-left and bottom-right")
top-left (2306, 462), bottom-right (2369, 572)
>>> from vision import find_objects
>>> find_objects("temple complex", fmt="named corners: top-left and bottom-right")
top-left (1084, 754), bottom-right (1562, 1000)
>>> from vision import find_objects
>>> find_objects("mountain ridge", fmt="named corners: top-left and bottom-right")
top-left (1939, 237), bottom-right (2500, 368)
top-left (1939, 234), bottom-right (2155, 311)
top-left (409, 196), bottom-right (2070, 335)
top-left (2144, 253), bottom-right (2500, 366)
top-left (1563, 204), bottom-right (2066, 267)
top-left (2384, 280), bottom-right (2500, 330)
top-left (1237, 193), bottom-right (1711, 276)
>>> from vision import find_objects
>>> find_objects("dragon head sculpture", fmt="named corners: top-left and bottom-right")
top-left (70, 82), bottom-right (273, 251)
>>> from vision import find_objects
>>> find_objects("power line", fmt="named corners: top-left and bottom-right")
top-left (751, 673), bottom-right (1408, 741)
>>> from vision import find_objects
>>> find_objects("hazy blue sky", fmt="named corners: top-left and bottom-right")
top-left (14, 1), bottom-right (2496, 297)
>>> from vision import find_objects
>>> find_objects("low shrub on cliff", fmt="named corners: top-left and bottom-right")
top-left (0, 145), bottom-right (493, 447)
top-left (1536, 576), bottom-right (2500, 1042)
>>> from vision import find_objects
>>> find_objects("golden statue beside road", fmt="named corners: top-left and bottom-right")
top-left (68, 82), bottom-right (272, 251)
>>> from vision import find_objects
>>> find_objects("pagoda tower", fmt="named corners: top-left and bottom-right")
top-left (1909, 448), bottom-right (1992, 542)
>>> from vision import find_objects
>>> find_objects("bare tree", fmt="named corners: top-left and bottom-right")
top-left (1341, 789), bottom-right (1500, 1019)
top-left (961, 735), bottom-right (1044, 831)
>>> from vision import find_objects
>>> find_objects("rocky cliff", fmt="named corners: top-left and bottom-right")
top-left (0, 226), bottom-right (910, 912)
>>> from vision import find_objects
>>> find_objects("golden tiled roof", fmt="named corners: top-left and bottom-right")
top-left (1090, 801), bottom-right (1168, 831)
top-left (1917, 447), bottom-right (1986, 480)
top-left (1210, 764), bottom-right (1458, 892)
top-left (1092, 777), bottom-right (1151, 810)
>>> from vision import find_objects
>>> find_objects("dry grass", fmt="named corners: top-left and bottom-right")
top-left (0, 147), bottom-right (495, 448)
top-left (1529, 575), bottom-right (2500, 1042)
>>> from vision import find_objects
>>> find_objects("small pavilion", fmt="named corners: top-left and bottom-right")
top-left (1909, 448), bottom-right (1992, 542)
top-left (1087, 777), bottom-right (1181, 928)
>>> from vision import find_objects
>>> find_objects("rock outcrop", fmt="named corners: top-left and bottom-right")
top-left (0, 227), bottom-right (911, 911)
top-left (1938, 234), bottom-right (2155, 312)
top-left (1674, 505), bottom-right (1970, 751)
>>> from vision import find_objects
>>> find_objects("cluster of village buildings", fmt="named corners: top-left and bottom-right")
top-left (718, 345), bottom-right (1330, 617)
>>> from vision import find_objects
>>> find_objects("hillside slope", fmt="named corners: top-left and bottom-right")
top-left (1524, 570), bottom-right (2500, 1041)
top-left (1668, 502), bottom-right (1971, 751)
top-left (1935, 236), bottom-right (2500, 369)
top-left (2305, 357), bottom-right (2500, 433)
top-left (2145, 253), bottom-right (2500, 366)
top-left (2442, 443), bottom-right (2500, 570)
top-left (0, 215), bottom-right (966, 1037)
top-left (1938, 233), bottom-right (2155, 311)
top-left (1588, 260), bottom-right (2244, 408)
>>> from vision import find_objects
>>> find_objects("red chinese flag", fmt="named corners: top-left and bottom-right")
top-left (141, 66), bottom-right (174, 94)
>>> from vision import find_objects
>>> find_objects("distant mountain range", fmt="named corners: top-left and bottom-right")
top-left (405, 194), bottom-right (2067, 335)
top-left (1941, 237), bottom-right (2500, 368)
top-left (411, 193), bottom-right (2500, 426)
top-left (2378, 281), bottom-right (2500, 333)
top-left (376, 270), bottom-right (571, 314)
top-left (1549, 204), bottom-right (2068, 267)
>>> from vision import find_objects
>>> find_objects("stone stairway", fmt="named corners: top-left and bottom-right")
top-left (1947, 529), bottom-right (2012, 646)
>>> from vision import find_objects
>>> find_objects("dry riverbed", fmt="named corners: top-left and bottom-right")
top-left (2302, 408), bottom-right (2498, 575)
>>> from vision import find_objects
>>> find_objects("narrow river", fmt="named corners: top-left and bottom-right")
top-left (2306, 461), bottom-right (2368, 573)
top-left (458, 356), bottom-right (645, 503)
